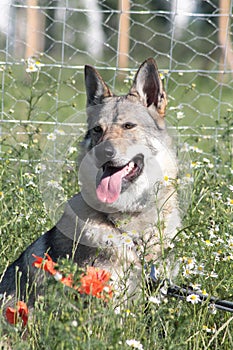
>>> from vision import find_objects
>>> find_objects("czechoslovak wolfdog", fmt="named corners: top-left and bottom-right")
top-left (0, 58), bottom-right (180, 305)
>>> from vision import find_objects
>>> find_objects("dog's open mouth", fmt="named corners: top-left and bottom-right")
top-left (96, 154), bottom-right (144, 204)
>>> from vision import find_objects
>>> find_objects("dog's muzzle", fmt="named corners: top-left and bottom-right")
top-left (94, 141), bottom-right (116, 168)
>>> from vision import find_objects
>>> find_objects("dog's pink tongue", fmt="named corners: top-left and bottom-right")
top-left (96, 166), bottom-right (128, 204)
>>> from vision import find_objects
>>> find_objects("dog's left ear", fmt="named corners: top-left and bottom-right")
top-left (85, 65), bottom-right (113, 106)
top-left (129, 58), bottom-right (167, 128)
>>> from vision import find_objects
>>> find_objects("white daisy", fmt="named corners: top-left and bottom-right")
top-left (126, 339), bottom-right (144, 349)
top-left (47, 133), bottom-right (57, 141)
top-left (177, 111), bottom-right (184, 119)
top-left (186, 294), bottom-right (201, 304)
top-left (26, 57), bottom-right (42, 73)
top-left (227, 198), bottom-right (233, 206)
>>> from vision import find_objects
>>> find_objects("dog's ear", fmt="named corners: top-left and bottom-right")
top-left (85, 65), bottom-right (113, 106)
top-left (129, 58), bottom-right (167, 128)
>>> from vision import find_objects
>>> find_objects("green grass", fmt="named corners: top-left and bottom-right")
top-left (0, 65), bottom-right (232, 349)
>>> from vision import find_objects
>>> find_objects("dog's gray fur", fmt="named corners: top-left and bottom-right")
top-left (0, 58), bottom-right (180, 305)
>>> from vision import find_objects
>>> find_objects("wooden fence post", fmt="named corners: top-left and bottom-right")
top-left (118, 0), bottom-right (130, 70)
top-left (25, 0), bottom-right (45, 58)
top-left (218, 0), bottom-right (233, 74)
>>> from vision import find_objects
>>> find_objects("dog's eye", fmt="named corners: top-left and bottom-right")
top-left (93, 125), bottom-right (102, 133)
top-left (122, 122), bottom-right (136, 130)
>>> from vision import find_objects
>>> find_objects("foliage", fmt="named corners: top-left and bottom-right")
top-left (0, 66), bottom-right (232, 349)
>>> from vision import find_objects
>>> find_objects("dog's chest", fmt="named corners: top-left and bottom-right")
top-left (108, 209), bottom-right (161, 244)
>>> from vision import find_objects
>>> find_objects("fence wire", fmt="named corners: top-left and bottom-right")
top-left (0, 0), bottom-right (233, 161)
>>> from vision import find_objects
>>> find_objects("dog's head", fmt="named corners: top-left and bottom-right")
top-left (79, 58), bottom-right (176, 213)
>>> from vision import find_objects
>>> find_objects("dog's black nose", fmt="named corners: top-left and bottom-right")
top-left (104, 142), bottom-right (116, 159)
top-left (95, 141), bottom-right (116, 166)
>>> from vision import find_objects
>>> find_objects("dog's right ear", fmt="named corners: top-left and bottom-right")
top-left (85, 65), bottom-right (113, 106)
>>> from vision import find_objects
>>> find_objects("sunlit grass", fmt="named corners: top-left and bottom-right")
top-left (0, 65), bottom-right (232, 349)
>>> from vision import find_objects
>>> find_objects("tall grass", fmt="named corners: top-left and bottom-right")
top-left (0, 65), bottom-right (232, 349)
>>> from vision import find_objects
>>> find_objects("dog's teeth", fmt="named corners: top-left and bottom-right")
top-left (128, 162), bottom-right (134, 170)
top-left (126, 161), bottom-right (135, 174)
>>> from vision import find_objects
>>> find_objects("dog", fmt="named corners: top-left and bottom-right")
top-left (0, 58), bottom-right (180, 306)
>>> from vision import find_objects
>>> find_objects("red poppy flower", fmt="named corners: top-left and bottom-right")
top-left (32, 253), bottom-right (57, 275)
top-left (78, 266), bottom-right (113, 300)
top-left (31, 254), bottom-right (113, 301)
top-left (61, 274), bottom-right (74, 288)
top-left (6, 301), bottom-right (28, 326)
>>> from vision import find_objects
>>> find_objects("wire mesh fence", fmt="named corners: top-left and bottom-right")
top-left (0, 0), bottom-right (232, 162)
